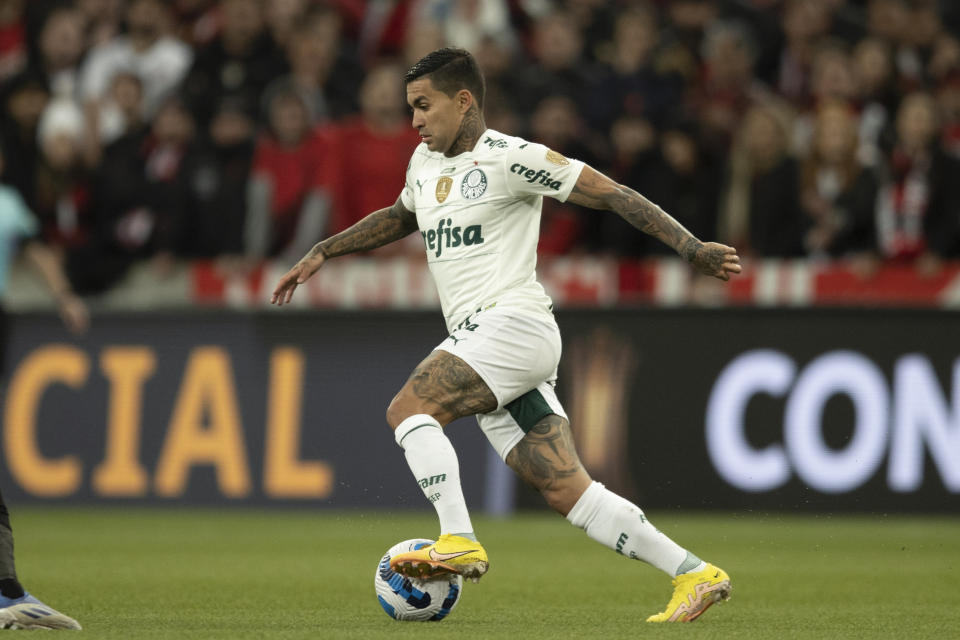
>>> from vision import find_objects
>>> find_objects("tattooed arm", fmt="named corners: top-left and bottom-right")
top-left (566, 165), bottom-right (742, 280)
top-left (271, 196), bottom-right (418, 305)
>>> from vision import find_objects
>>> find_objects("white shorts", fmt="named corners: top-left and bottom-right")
top-left (435, 305), bottom-right (568, 460)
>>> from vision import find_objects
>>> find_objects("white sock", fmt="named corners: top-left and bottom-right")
top-left (566, 481), bottom-right (705, 576)
top-left (394, 414), bottom-right (475, 539)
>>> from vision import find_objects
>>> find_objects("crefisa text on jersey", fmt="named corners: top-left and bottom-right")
top-left (509, 163), bottom-right (564, 190)
top-left (421, 218), bottom-right (485, 258)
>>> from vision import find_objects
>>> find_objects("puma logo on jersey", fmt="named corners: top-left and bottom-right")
top-left (421, 218), bottom-right (485, 258)
top-left (509, 163), bottom-right (563, 190)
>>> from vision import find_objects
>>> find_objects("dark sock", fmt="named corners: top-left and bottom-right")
top-left (0, 578), bottom-right (23, 600)
top-left (0, 490), bottom-right (20, 596)
top-left (0, 521), bottom-right (18, 590)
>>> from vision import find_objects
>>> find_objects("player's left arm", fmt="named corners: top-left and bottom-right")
top-left (567, 165), bottom-right (742, 280)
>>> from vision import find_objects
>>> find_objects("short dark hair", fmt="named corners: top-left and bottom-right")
top-left (404, 47), bottom-right (486, 109)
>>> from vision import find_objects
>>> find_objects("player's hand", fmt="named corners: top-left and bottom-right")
top-left (57, 293), bottom-right (90, 335)
top-left (690, 242), bottom-right (742, 281)
top-left (271, 253), bottom-right (325, 306)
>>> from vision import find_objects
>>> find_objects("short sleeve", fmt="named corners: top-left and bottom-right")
top-left (503, 141), bottom-right (586, 202)
top-left (400, 157), bottom-right (416, 212)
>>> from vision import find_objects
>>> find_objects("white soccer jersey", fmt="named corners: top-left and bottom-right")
top-left (399, 129), bottom-right (586, 332)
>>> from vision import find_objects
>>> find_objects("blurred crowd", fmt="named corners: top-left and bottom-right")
top-left (1, 0), bottom-right (960, 294)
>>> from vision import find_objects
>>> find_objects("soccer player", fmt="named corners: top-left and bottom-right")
top-left (272, 48), bottom-right (741, 623)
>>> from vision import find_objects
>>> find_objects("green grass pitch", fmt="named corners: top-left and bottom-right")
top-left (9, 507), bottom-right (959, 638)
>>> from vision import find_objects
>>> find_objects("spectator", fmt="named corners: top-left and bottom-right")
top-left (927, 32), bottom-right (960, 85)
top-left (80, 0), bottom-right (192, 117)
top-left (31, 5), bottom-right (87, 99)
top-left (265, 0), bottom-right (309, 50)
top-left (937, 72), bottom-right (960, 155)
top-left (875, 91), bottom-right (960, 267)
top-left (281, 7), bottom-right (363, 123)
top-left (94, 71), bottom-right (145, 145)
top-left (800, 100), bottom-right (879, 258)
top-left (418, 0), bottom-right (516, 52)
top-left (0, 0), bottom-right (25, 83)
top-left (598, 116), bottom-right (720, 257)
top-left (77, 0), bottom-right (124, 49)
top-left (718, 101), bottom-right (804, 257)
top-left (641, 122), bottom-right (722, 255)
top-left (181, 0), bottom-right (286, 127)
top-left (473, 36), bottom-right (521, 134)
top-left (793, 41), bottom-right (856, 154)
top-left (866, 0), bottom-right (923, 91)
top-left (328, 63), bottom-right (420, 239)
top-left (171, 0), bottom-right (219, 47)
top-left (852, 36), bottom-right (898, 166)
top-left (32, 98), bottom-right (92, 249)
top-left (0, 143), bottom-right (88, 334)
top-left (660, 0), bottom-right (717, 82)
top-left (775, 0), bottom-right (832, 104)
top-left (511, 12), bottom-right (595, 116)
top-left (563, 0), bottom-right (619, 63)
top-left (529, 94), bottom-right (602, 254)
top-left (0, 71), bottom-right (48, 202)
top-left (244, 84), bottom-right (331, 263)
top-left (178, 97), bottom-right (256, 257)
top-left (402, 20), bottom-right (445, 70)
top-left (693, 20), bottom-right (767, 156)
top-left (586, 5), bottom-right (683, 129)
top-left (71, 99), bottom-right (196, 293)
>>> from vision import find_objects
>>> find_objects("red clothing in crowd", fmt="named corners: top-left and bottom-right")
top-left (0, 18), bottom-right (24, 79)
top-left (251, 127), bottom-right (337, 251)
top-left (327, 116), bottom-right (420, 232)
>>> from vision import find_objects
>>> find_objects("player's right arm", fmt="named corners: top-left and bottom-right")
top-left (271, 196), bottom-right (418, 305)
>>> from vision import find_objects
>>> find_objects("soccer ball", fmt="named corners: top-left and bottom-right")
top-left (374, 539), bottom-right (463, 621)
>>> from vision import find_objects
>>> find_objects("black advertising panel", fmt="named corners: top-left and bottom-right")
top-left (1, 309), bottom-right (958, 512)
top-left (0, 312), bottom-right (490, 507)
top-left (554, 309), bottom-right (960, 512)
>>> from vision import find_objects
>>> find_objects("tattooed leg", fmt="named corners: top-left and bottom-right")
top-left (387, 350), bottom-right (494, 543)
top-left (505, 414), bottom-right (592, 516)
top-left (386, 350), bottom-right (497, 428)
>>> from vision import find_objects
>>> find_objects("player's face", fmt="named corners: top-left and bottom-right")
top-left (406, 78), bottom-right (463, 154)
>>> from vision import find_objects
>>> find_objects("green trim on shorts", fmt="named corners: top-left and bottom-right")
top-left (505, 388), bottom-right (553, 433)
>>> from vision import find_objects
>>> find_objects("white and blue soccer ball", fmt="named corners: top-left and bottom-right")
top-left (374, 539), bottom-right (463, 622)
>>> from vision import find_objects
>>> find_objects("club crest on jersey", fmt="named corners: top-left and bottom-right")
top-left (461, 168), bottom-right (487, 199)
top-left (436, 176), bottom-right (453, 203)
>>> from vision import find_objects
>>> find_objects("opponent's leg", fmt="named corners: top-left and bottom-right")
top-left (0, 489), bottom-right (22, 599)
top-left (0, 488), bottom-right (81, 630)
top-left (386, 350), bottom-right (496, 582)
top-left (505, 414), bottom-right (730, 622)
